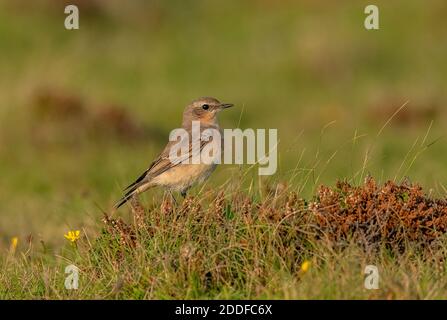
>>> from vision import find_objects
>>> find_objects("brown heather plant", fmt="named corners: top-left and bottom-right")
top-left (92, 177), bottom-right (447, 296)
top-left (3, 178), bottom-right (447, 299)
top-left (87, 184), bottom-right (314, 298)
top-left (101, 213), bottom-right (136, 249)
top-left (310, 177), bottom-right (447, 252)
top-left (129, 198), bottom-right (147, 231)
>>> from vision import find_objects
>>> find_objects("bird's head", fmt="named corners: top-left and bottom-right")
top-left (182, 97), bottom-right (233, 127)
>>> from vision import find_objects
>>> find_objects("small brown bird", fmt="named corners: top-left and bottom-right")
top-left (115, 97), bottom-right (233, 208)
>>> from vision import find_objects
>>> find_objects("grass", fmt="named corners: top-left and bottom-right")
top-left (2, 178), bottom-right (447, 299)
top-left (1, 0), bottom-right (447, 299)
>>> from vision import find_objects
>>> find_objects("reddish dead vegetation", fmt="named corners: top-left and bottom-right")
top-left (31, 87), bottom-right (165, 143)
top-left (97, 178), bottom-right (447, 264)
top-left (367, 97), bottom-right (443, 127)
top-left (102, 213), bottom-right (136, 248)
top-left (96, 189), bottom-right (309, 272)
top-left (310, 177), bottom-right (447, 250)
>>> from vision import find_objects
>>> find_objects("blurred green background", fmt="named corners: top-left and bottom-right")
top-left (0, 0), bottom-right (446, 246)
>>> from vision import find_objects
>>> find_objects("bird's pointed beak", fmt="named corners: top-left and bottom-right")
top-left (218, 103), bottom-right (234, 109)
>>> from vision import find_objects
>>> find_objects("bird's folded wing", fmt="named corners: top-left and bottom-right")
top-left (124, 136), bottom-right (212, 191)
top-left (147, 138), bottom-right (210, 178)
top-left (117, 129), bottom-right (219, 208)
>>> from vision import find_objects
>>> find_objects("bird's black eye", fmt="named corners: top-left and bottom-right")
top-left (202, 104), bottom-right (209, 110)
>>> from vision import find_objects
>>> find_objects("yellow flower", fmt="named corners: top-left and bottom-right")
top-left (301, 260), bottom-right (310, 273)
top-left (64, 230), bottom-right (81, 243)
top-left (10, 237), bottom-right (18, 253)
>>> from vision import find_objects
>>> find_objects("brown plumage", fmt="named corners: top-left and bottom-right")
top-left (115, 97), bottom-right (233, 208)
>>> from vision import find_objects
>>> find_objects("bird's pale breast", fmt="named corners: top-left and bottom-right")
top-left (151, 125), bottom-right (221, 192)
top-left (152, 163), bottom-right (217, 191)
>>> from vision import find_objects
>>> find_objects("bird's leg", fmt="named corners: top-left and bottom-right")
top-left (169, 190), bottom-right (178, 206)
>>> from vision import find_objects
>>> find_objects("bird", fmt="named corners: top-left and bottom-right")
top-left (115, 97), bottom-right (233, 209)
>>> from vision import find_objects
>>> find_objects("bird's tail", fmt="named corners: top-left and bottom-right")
top-left (115, 182), bottom-right (153, 209)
